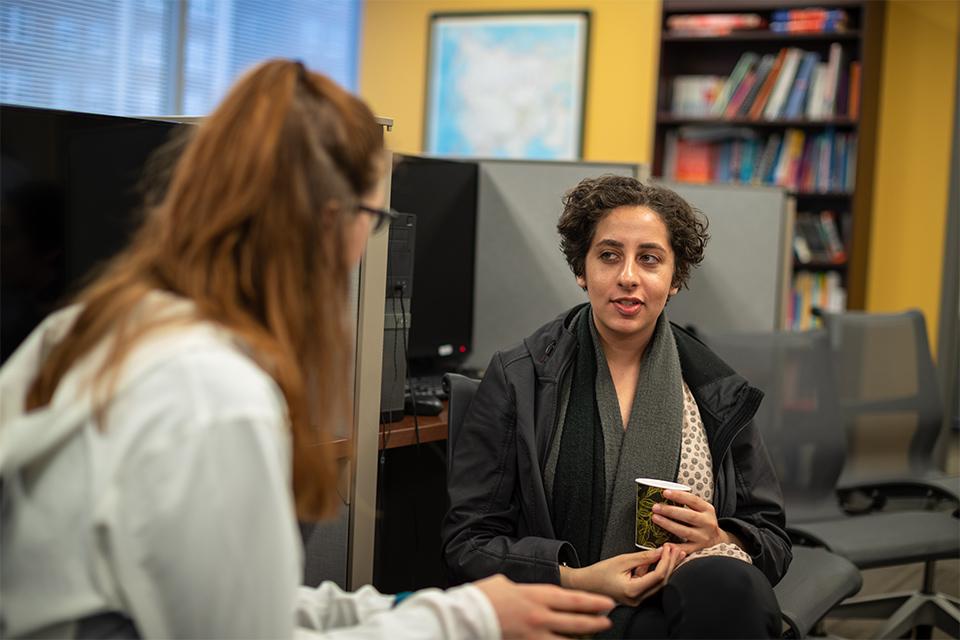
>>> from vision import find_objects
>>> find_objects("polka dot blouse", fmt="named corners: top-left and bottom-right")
top-left (676, 382), bottom-right (753, 566)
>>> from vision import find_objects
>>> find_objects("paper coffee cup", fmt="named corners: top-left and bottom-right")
top-left (635, 478), bottom-right (692, 550)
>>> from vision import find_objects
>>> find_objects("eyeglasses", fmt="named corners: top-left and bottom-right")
top-left (358, 205), bottom-right (400, 234)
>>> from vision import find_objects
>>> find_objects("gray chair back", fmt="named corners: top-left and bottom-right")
top-left (819, 309), bottom-right (947, 481)
top-left (443, 373), bottom-right (481, 475)
top-left (704, 329), bottom-right (847, 523)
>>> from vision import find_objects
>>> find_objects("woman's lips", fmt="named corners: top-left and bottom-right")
top-left (612, 298), bottom-right (643, 316)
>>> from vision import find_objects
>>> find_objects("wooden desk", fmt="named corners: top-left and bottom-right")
top-left (330, 404), bottom-right (449, 459)
top-left (379, 406), bottom-right (449, 449)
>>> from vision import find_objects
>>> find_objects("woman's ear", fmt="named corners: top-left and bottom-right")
top-left (576, 274), bottom-right (587, 291)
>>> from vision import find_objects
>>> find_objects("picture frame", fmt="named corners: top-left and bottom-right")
top-left (424, 11), bottom-right (590, 160)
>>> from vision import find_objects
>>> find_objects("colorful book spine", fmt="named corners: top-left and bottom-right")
top-left (821, 43), bottom-right (843, 117)
top-left (724, 70), bottom-right (758, 118)
top-left (783, 52), bottom-right (819, 119)
top-left (711, 52), bottom-right (759, 116)
top-left (848, 61), bottom-right (862, 118)
top-left (736, 54), bottom-right (775, 118)
top-left (667, 13), bottom-right (766, 35)
top-left (764, 48), bottom-right (803, 120)
top-left (749, 48), bottom-right (788, 120)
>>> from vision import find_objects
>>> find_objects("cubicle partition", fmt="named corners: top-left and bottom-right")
top-left (465, 164), bottom-right (793, 369)
top-left (301, 121), bottom-right (393, 591)
top-left (466, 160), bottom-right (643, 370)
top-left (654, 181), bottom-right (794, 334)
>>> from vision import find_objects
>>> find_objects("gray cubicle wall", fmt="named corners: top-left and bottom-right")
top-left (467, 173), bottom-right (793, 370)
top-left (654, 181), bottom-right (793, 334)
top-left (466, 160), bottom-right (641, 370)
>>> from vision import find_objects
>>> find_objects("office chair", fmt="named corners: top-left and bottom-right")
top-left (442, 373), bottom-right (481, 476)
top-left (820, 309), bottom-right (959, 507)
top-left (442, 371), bottom-right (859, 638)
top-left (706, 328), bottom-right (960, 639)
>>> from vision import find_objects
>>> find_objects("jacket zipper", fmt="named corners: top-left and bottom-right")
top-left (711, 388), bottom-right (763, 506)
top-left (544, 342), bottom-right (574, 466)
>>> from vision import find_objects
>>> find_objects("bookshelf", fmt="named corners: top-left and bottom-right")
top-left (652, 0), bottom-right (885, 328)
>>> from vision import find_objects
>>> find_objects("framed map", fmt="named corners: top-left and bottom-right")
top-left (425, 12), bottom-right (590, 160)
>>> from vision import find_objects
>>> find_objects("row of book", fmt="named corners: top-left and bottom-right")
top-left (770, 8), bottom-right (849, 33)
top-left (788, 271), bottom-right (846, 331)
top-left (666, 9), bottom-right (850, 36)
top-left (794, 210), bottom-right (848, 265)
top-left (669, 45), bottom-right (861, 121)
top-left (663, 128), bottom-right (857, 192)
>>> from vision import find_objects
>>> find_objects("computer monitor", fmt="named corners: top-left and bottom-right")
top-left (389, 156), bottom-right (479, 375)
top-left (1, 105), bottom-right (182, 362)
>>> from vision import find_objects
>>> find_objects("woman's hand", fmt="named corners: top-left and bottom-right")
top-left (558, 545), bottom-right (685, 606)
top-left (652, 490), bottom-right (744, 555)
top-left (474, 574), bottom-right (615, 639)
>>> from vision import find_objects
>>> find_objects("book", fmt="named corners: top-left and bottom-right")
top-left (848, 61), bottom-right (862, 118)
top-left (821, 43), bottom-right (844, 117)
top-left (771, 8), bottom-right (848, 33)
top-left (793, 228), bottom-right (812, 263)
top-left (663, 130), bottom-right (678, 179)
top-left (667, 13), bottom-right (766, 35)
top-left (771, 8), bottom-right (848, 22)
top-left (817, 130), bottom-right (835, 191)
top-left (740, 139), bottom-right (759, 182)
top-left (845, 134), bottom-right (857, 191)
top-left (711, 52), bottom-right (759, 116)
top-left (796, 214), bottom-right (831, 262)
top-left (724, 70), bottom-right (757, 118)
top-left (783, 52), bottom-right (819, 119)
top-left (835, 64), bottom-right (850, 119)
top-left (671, 75), bottom-right (725, 116)
top-left (764, 48), bottom-right (802, 120)
top-left (753, 133), bottom-right (783, 184)
top-left (806, 63), bottom-right (827, 119)
top-left (675, 138), bottom-right (713, 183)
top-left (770, 18), bottom-right (847, 33)
top-left (749, 48), bottom-right (788, 120)
top-left (736, 54), bottom-right (775, 118)
top-left (819, 210), bottom-right (847, 262)
top-left (774, 129), bottom-right (804, 187)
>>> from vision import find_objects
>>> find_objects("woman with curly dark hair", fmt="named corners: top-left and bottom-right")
top-left (443, 175), bottom-right (791, 638)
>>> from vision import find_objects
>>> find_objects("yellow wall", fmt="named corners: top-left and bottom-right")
top-left (359, 0), bottom-right (661, 163)
top-left (867, 0), bottom-right (959, 351)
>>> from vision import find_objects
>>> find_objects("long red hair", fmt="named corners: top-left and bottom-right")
top-left (25, 59), bottom-right (384, 520)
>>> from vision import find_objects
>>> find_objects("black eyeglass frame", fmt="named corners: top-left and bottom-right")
top-left (358, 205), bottom-right (401, 234)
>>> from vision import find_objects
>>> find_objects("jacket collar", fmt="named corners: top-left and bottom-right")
top-left (523, 303), bottom-right (586, 381)
top-left (522, 304), bottom-right (758, 431)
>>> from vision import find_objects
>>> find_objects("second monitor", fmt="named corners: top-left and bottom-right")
top-left (389, 155), bottom-right (479, 377)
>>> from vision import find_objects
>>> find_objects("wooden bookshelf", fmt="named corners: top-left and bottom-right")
top-left (653, 0), bottom-right (885, 320)
top-left (662, 30), bottom-right (860, 43)
top-left (657, 113), bottom-right (857, 127)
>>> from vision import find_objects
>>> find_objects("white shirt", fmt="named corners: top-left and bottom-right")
top-left (0, 297), bottom-right (499, 639)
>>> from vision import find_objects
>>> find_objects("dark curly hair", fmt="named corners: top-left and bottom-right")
top-left (557, 175), bottom-right (709, 291)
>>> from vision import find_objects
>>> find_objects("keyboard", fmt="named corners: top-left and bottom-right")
top-left (407, 375), bottom-right (449, 400)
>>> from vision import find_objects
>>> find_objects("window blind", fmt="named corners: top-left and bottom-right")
top-left (0, 0), bottom-right (361, 117)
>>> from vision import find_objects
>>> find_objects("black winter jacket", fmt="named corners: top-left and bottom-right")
top-left (442, 304), bottom-right (792, 587)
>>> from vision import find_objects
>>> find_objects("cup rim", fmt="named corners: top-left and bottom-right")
top-left (634, 478), bottom-right (691, 491)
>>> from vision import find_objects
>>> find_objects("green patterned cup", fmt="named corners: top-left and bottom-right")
top-left (635, 478), bottom-right (691, 550)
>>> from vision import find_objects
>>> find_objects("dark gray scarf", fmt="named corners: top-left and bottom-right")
top-left (552, 307), bottom-right (684, 565)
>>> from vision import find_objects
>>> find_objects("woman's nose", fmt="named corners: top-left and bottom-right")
top-left (618, 258), bottom-right (638, 287)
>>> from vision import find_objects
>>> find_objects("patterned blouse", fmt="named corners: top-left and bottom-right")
top-left (676, 381), bottom-right (753, 565)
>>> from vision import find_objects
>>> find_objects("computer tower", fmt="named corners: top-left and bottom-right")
top-left (380, 213), bottom-right (415, 423)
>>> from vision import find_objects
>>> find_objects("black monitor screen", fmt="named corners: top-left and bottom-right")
top-left (389, 156), bottom-right (478, 373)
top-left (1, 105), bottom-right (182, 362)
